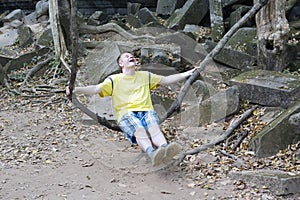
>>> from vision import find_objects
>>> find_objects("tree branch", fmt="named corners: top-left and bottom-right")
top-left (177, 105), bottom-right (258, 163)
top-left (20, 55), bottom-right (54, 89)
top-left (217, 149), bottom-right (246, 168)
top-left (232, 129), bottom-right (250, 150)
top-left (159, 0), bottom-right (268, 123)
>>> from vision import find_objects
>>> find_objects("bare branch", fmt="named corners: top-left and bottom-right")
top-left (21, 55), bottom-right (54, 89)
top-left (217, 149), bottom-right (247, 168)
top-left (177, 105), bottom-right (258, 164)
top-left (159, 0), bottom-right (268, 123)
top-left (232, 130), bottom-right (250, 150)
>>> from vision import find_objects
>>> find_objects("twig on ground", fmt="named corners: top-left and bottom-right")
top-left (177, 105), bottom-right (258, 164)
top-left (217, 149), bottom-right (247, 168)
top-left (42, 96), bottom-right (66, 108)
top-left (232, 130), bottom-right (250, 150)
top-left (21, 56), bottom-right (54, 89)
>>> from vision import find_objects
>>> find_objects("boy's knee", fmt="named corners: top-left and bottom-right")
top-left (148, 125), bottom-right (161, 134)
top-left (134, 127), bottom-right (147, 136)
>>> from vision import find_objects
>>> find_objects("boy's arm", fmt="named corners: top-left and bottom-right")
top-left (159, 68), bottom-right (195, 85)
top-left (66, 85), bottom-right (101, 95)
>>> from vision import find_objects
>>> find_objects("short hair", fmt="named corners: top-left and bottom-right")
top-left (116, 54), bottom-right (123, 71)
top-left (116, 52), bottom-right (131, 69)
top-left (117, 54), bottom-right (122, 66)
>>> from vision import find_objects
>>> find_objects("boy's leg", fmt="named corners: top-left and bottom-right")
top-left (148, 124), bottom-right (167, 148)
top-left (118, 112), bottom-right (165, 166)
top-left (144, 111), bottom-right (181, 163)
top-left (134, 127), bottom-right (165, 166)
top-left (134, 127), bottom-right (153, 152)
top-left (148, 125), bottom-right (181, 163)
top-left (142, 110), bottom-right (167, 148)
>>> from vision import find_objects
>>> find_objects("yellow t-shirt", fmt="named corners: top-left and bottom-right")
top-left (98, 71), bottom-right (163, 122)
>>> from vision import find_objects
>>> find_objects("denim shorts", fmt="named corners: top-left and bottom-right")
top-left (118, 110), bottom-right (160, 144)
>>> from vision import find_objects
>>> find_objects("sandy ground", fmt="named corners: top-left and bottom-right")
top-left (0, 99), bottom-right (299, 200)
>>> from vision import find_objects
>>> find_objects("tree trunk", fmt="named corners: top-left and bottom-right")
top-left (57, 0), bottom-right (72, 50)
top-left (68, 0), bottom-right (79, 98)
top-left (49, 0), bottom-right (68, 59)
top-left (49, 0), bottom-right (61, 58)
top-left (255, 0), bottom-right (290, 71)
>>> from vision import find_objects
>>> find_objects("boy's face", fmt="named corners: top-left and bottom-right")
top-left (119, 53), bottom-right (136, 69)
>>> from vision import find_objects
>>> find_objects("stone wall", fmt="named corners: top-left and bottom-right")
top-left (77, 0), bottom-right (157, 16)
top-left (0, 0), bottom-right (158, 16)
top-left (0, 0), bottom-right (36, 14)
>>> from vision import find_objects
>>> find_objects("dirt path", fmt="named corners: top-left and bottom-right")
top-left (0, 99), bottom-right (241, 200)
top-left (1, 99), bottom-right (299, 200)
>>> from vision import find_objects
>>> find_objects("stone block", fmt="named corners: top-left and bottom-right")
top-left (141, 63), bottom-right (179, 77)
top-left (156, 0), bottom-right (177, 16)
top-left (259, 107), bottom-right (284, 124)
top-left (37, 28), bottom-right (53, 47)
top-left (126, 14), bottom-right (141, 28)
top-left (226, 27), bottom-right (257, 56)
top-left (229, 170), bottom-right (300, 195)
top-left (127, 2), bottom-right (141, 15)
top-left (18, 25), bottom-right (33, 47)
top-left (181, 85), bottom-right (239, 126)
top-left (2, 9), bottom-right (23, 23)
top-left (151, 94), bottom-right (173, 119)
top-left (9, 19), bottom-right (23, 28)
top-left (156, 32), bottom-right (205, 66)
top-left (82, 95), bottom-right (115, 123)
top-left (140, 43), bottom-right (181, 68)
top-left (24, 12), bottom-right (37, 25)
top-left (209, 0), bottom-right (225, 41)
top-left (87, 11), bottom-right (107, 26)
top-left (84, 42), bottom-right (121, 85)
top-left (152, 50), bottom-right (170, 66)
top-left (250, 101), bottom-right (300, 158)
top-left (7, 47), bottom-right (49, 72)
top-left (229, 6), bottom-right (252, 28)
top-left (136, 7), bottom-right (160, 26)
top-left (198, 85), bottom-right (239, 125)
top-left (165, 0), bottom-right (209, 30)
top-left (192, 80), bottom-right (218, 101)
top-left (289, 112), bottom-right (300, 133)
top-left (229, 70), bottom-right (300, 108)
top-left (0, 54), bottom-right (12, 67)
top-left (0, 29), bottom-right (18, 47)
top-left (35, 0), bottom-right (49, 18)
top-left (205, 40), bottom-right (256, 69)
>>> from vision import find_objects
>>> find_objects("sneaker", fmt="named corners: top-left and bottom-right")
top-left (163, 142), bottom-right (181, 163)
top-left (149, 147), bottom-right (165, 167)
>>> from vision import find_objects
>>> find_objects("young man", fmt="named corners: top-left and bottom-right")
top-left (67, 52), bottom-right (195, 166)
